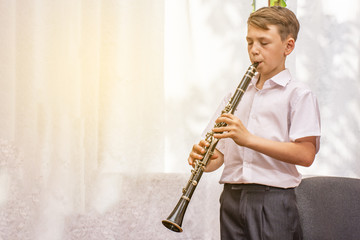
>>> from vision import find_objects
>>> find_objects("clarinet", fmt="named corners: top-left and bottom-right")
top-left (162, 62), bottom-right (258, 232)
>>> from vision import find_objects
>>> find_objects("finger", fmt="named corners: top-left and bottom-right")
top-left (221, 113), bottom-right (234, 118)
top-left (188, 156), bottom-right (193, 165)
top-left (189, 151), bottom-right (204, 161)
top-left (199, 139), bottom-right (210, 148)
top-left (193, 144), bottom-right (207, 154)
top-left (212, 126), bottom-right (230, 133)
top-left (188, 156), bottom-right (196, 167)
top-left (213, 132), bottom-right (231, 139)
top-left (218, 113), bottom-right (235, 121)
top-left (215, 116), bottom-right (234, 125)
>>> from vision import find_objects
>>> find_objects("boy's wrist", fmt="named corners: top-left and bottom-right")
top-left (243, 133), bottom-right (257, 149)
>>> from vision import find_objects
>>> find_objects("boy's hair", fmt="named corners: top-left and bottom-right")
top-left (247, 6), bottom-right (300, 41)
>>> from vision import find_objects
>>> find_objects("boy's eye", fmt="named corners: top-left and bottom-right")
top-left (261, 42), bottom-right (268, 45)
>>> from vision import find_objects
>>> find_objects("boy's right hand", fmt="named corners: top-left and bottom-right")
top-left (188, 140), bottom-right (217, 168)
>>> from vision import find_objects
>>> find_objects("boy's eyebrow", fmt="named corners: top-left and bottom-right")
top-left (246, 36), bottom-right (271, 41)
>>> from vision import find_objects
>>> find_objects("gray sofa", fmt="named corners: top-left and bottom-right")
top-left (295, 176), bottom-right (360, 240)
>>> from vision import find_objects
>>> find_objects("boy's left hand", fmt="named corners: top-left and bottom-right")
top-left (212, 113), bottom-right (252, 147)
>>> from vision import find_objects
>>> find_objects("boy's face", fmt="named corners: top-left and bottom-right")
top-left (246, 24), bottom-right (294, 81)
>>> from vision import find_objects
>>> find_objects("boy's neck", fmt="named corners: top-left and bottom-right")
top-left (256, 75), bottom-right (266, 90)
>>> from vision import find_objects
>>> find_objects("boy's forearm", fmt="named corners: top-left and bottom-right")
top-left (245, 135), bottom-right (317, 167)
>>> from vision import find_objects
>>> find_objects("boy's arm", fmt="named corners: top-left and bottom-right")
top-left (245, 135), bottom-right (316, 167)
top-left (213, 113), bottom-right (317, 167)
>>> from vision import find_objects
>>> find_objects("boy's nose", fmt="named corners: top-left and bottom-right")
top-left (249, 43), bottom-right (260, 56)
top-left (250, 46), bottom-right (259, 56)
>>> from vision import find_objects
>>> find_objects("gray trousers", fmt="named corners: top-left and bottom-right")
top-left (220, 184), bottom-right (303, 240)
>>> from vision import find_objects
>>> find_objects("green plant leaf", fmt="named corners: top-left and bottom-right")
top-left (269, 0), bottom-right (287, 7)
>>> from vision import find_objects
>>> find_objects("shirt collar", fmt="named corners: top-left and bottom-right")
top-left (251, 69), bottom-right (292, 89)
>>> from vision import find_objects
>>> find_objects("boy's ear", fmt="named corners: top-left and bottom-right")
top-left (284, 37), bottom-right (295, 56)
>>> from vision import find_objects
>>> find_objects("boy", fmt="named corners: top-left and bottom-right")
top-left (188, 6), bottom-right (321, 240)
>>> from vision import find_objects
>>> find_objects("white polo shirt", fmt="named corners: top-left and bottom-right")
top-left (203, 69), bottom-right (321, 188)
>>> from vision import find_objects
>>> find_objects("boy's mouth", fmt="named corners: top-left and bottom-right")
top-left (254, 61), bottom-right (262, 67)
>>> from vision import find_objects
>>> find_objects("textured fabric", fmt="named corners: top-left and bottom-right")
top-left (202, 69), bottom-right (321, 188)
top-left (295, 176), bottom-right (360, 240)
top-left (220, 184), bottom-right (302, 240)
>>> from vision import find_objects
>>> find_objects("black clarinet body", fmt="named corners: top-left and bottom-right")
top-left (162, 63), bottom-right (258, 232)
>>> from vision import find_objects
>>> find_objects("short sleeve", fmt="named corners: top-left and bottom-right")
top-left (289, 90), bottom-right (321, 153)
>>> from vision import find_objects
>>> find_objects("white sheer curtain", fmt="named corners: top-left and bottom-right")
top-left (295, 0), bottom-right (360, 177)
top-left (0, 0), bottom-right (166, 239)
top-left (0, 0), bottom-right (359, 239)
